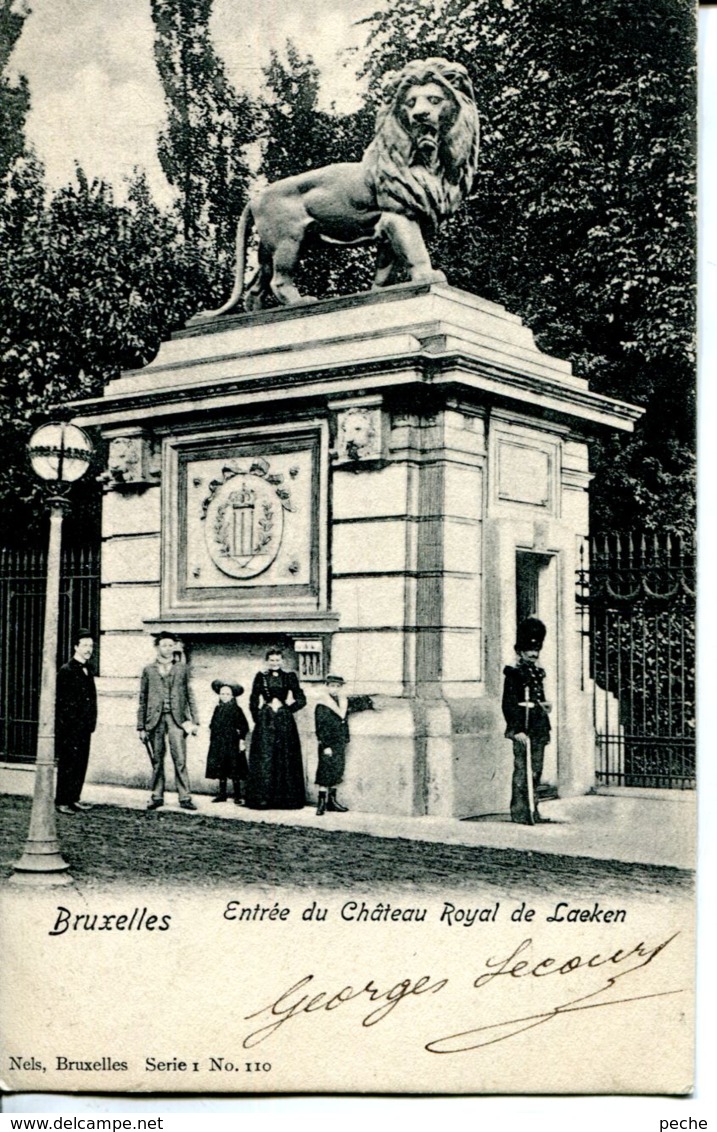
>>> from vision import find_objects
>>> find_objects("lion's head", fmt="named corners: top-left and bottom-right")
top-left (107, 437), bottom-right (140, 481)
top-left (365, 58), bottom-right (480, 231)
top-left (339, 408), bottom-right (379, 461)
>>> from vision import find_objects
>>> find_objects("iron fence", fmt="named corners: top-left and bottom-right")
top-left (577, 532), bottom-right (695, 789)
top-left (0, 542), bottom-right (100, 763)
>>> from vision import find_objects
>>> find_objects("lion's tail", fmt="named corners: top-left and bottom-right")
top-left (187, 204), bottom-right (254, 323)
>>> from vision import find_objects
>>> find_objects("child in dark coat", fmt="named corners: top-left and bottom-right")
top-left (314, 674), bottom-right (350, 815)
top-left (205, 680), bottom-right (250, 804)
top-left (314, 674), bottom-right (374, 815)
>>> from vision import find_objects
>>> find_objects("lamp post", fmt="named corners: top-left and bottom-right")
top-left (12, 422), bottom-right (93, 884)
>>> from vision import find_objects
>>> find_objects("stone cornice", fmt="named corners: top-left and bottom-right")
top-left (142, 612), bottom-right (340, 635)
top-left (70, 349), bottom-right (643, 434)
top-left (68, 283), bottom-right (644, 435)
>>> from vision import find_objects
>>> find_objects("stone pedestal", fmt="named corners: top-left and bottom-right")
top-left (72, 283), bottom-right (641, 816)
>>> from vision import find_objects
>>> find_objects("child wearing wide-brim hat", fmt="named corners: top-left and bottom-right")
top-left (205, 679), bottom-right (250, 804)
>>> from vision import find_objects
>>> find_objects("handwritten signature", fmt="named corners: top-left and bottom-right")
top-left (242, 933), bottom-right (682, 1053)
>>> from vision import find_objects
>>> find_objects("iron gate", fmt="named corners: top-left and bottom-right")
top-left (0, 542), bottom-right (100, 763)
top-left (577, 532), bottom-right (695, 790)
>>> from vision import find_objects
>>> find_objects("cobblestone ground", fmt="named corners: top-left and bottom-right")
top-left (0, 795), bottom-right (693, 899)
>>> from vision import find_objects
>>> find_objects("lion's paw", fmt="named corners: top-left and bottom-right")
top-left (272, 291), bottom-right (319, 307)
top-left (410, 268), bottom-right (447, 286)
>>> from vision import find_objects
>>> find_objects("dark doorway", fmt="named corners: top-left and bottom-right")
top-left (516, 550), bottom-right (552, 622)
top-left (515, 549), bottom-right (558, 792)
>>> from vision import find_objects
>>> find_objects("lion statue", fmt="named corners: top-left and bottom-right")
top-left (195, 58), bottom-right (479, 318)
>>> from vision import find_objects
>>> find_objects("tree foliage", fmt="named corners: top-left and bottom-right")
top-left (0, 0), bottom-right (249, 537)
top-left (353, 0), bottom-right (696, 533)
top-left (232, 6), bottom-right (696, 533)
top-left (0, 162), bottom-right (219, 536)
top-left (0, 0), bottom-right (31, 180)
top-left (0, 0), bottom-right (696, 539)
top-left (151, 0), bottom-right (255, 272)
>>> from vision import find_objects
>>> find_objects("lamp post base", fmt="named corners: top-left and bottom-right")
top-left (10, 871), bottom-right (73, 887)
top-left (11, 841), bottom-right (73, 885)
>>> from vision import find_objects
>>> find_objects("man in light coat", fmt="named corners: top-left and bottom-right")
top-left (137, 631), bottom-right (198, 811)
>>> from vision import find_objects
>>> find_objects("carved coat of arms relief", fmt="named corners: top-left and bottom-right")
top-left (200, 458), bottom-right (295, 580)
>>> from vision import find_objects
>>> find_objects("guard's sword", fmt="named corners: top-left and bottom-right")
top-left (518, 685), bottom-right (536, 826)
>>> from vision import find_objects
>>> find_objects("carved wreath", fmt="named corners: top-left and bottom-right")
top-left (199, 456), bottom-right (296, 581)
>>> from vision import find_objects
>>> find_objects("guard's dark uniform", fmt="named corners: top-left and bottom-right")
top-left (502, 617), bottom-right (551, 824)
top-left (502, 662), bottom-right (550, 822)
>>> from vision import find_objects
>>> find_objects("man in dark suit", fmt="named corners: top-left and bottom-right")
top-left (137, 630), bottom-right (199, 811)
top-left (55, 628), bottom-right (97, 815)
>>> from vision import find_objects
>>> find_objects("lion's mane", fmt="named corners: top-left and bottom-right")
top-left (363, 57), bottom-right (480, 232)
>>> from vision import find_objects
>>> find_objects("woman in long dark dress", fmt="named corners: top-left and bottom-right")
top-left (246, 647), bottom-right (307, 809)
top-left (205, 680), bottom-right (250, 804)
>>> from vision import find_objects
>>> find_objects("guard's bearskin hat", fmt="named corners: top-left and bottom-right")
top-left (515, 617), bottom-right (546, 652)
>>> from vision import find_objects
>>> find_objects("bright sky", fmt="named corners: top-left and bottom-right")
top-left (7, 0), bottom-right (380, 205)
